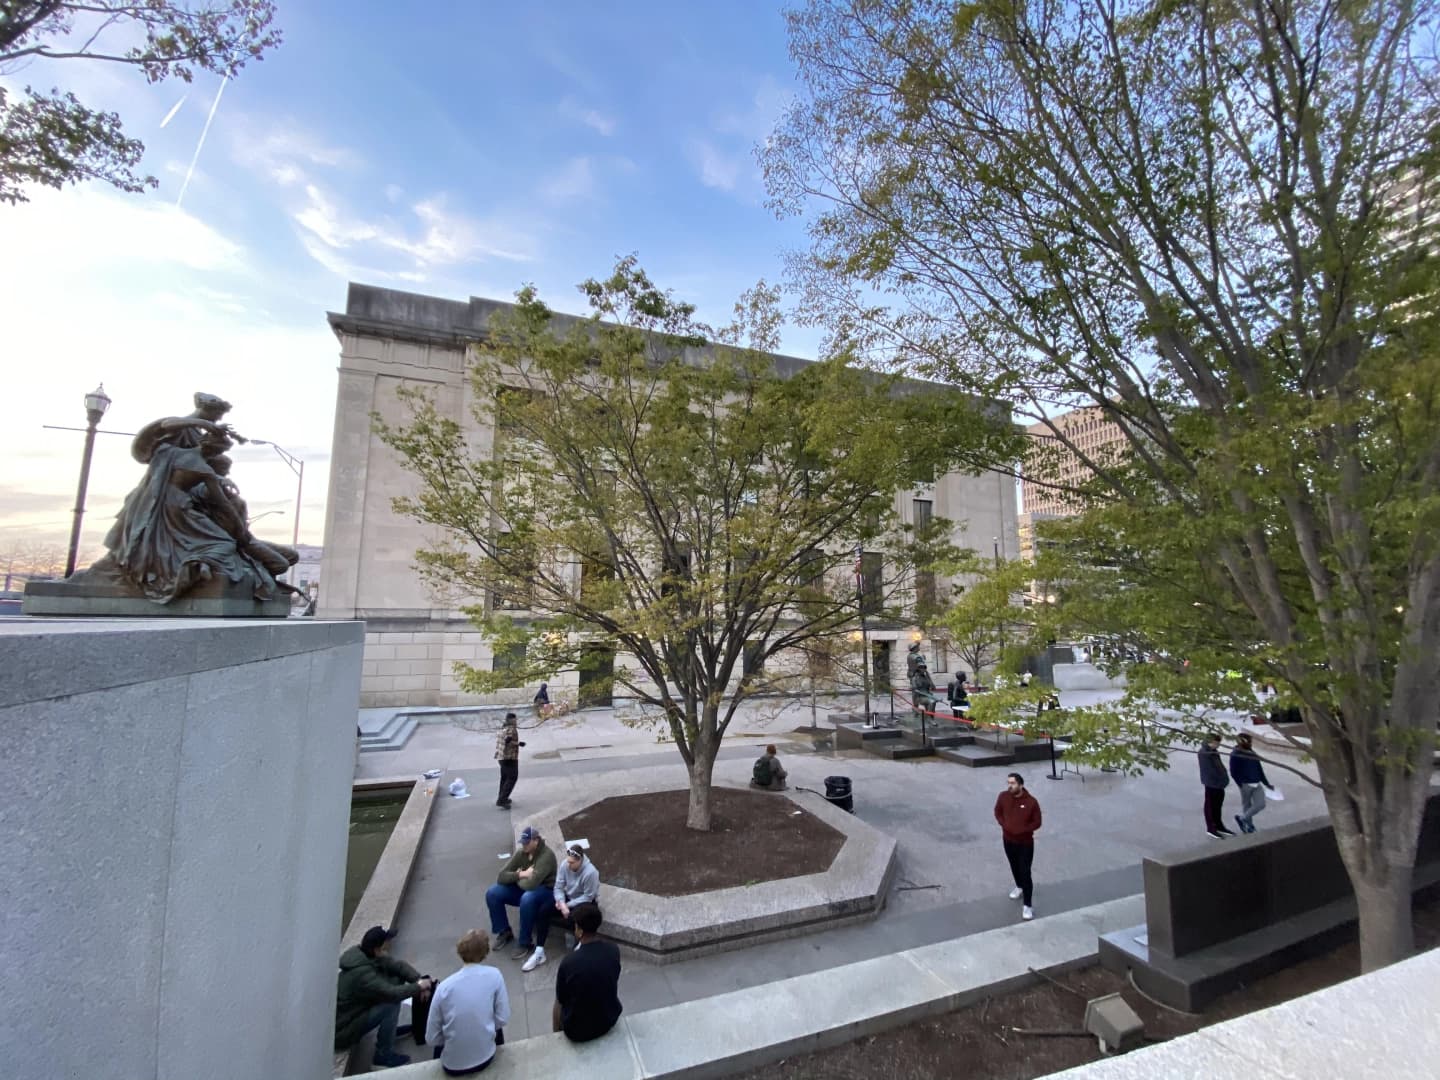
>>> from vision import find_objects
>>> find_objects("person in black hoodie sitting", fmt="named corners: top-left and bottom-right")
top-left (551, 904), bottom-right (623, 1042)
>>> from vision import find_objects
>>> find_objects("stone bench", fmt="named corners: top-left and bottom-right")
top-left (1099, 792), bottom-right (1440, 1010)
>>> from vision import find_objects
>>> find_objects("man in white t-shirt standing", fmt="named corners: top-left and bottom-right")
top-left (426, 930), bottom-right (510, 1076)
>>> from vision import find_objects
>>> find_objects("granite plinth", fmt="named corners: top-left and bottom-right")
top-left (23, 575), bottom-right (291, 618)
top-left (1098, 793), bottom-right (1440, 1011)
top-left (520, 778), bottom-right (897, 963)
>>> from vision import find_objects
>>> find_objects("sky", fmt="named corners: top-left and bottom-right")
top-left (0, 1), bottom-right (820, 559)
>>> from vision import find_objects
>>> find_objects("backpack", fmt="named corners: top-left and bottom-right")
top-left (752, 755), bottom-right (774, 786)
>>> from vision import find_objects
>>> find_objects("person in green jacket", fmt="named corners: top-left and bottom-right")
top-left (334, 926), bottom-right (432, 1069)
top-left (486, 825), bottom-right (558, 963)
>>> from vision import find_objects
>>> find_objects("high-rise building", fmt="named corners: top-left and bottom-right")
top-left (1021, 406), bottom-right (1129, 519)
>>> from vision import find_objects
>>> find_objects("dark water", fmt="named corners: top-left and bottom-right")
top-left (343, 792), bottom-right (408, 930)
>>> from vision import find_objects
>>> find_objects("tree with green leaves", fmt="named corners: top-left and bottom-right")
top-left (376, 259), bottom-right (1021, 830)
top-left (0, 1), bottom-right (280, 205)
top-left (936, 551), bottom-right (1036, 681)
top-left (766, 0), bottom-right (1440, 969)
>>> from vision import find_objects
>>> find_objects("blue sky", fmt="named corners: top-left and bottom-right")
top-left (0, 1), bottom-right (819, 552)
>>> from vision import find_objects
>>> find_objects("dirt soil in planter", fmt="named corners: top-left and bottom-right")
top-left (735, 895), bottom-right (1440, 1080)
top-left (559, 787), bottom-right (845, 896)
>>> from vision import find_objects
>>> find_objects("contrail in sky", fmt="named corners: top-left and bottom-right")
top-left (160, 93), bottom-right (188, 128)
top-left (176, 76), bottom-right (228, 209)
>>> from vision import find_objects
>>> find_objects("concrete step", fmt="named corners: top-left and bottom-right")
top-left (359, 716), bottom-right (417, 753)
top-left (863, 740), bottom-right (935, 761)
top-left (927, 733), bottom-right (976, 749)
top-left (937, 745), bottom-right (1015, 767)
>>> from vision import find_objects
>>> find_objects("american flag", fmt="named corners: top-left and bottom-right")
top-left (854, 544), bottom-right (864, 598)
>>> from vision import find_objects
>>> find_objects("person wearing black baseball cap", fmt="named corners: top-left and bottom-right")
top-left (335, 926), bottom-right (432, 1069)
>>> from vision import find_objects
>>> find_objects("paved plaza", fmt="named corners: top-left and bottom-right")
top-left (354, 691), bottom-right (1330, 1048)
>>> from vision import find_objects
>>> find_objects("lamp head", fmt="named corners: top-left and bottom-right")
top-left (84, 383), bottom-right (111, 419)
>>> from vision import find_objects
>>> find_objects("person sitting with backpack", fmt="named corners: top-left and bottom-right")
top-left (750, 744), bottom-right (788, 791)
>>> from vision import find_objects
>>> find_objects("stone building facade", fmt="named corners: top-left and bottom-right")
top-left (319, 284), bottom-right (1020, 708)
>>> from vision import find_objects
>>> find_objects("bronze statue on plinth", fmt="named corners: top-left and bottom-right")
top-left (24, 393), bottom-right (299, 618)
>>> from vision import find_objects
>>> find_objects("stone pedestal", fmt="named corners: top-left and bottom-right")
top-left (0, 618), bottom-right (364, 1080)
top-left (23, 574), bottom-right (292, 618)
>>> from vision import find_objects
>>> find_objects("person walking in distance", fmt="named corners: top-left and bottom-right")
top-left (1229, 732), bottom-right (1274, 833)
top-left (994, 772), bottom-right (1042, 921)
top-left (1199, 734), bottom-right (1236, 839)
top-left (495, 712), bottom-right (524, 809)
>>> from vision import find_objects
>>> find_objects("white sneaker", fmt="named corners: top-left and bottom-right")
top-left (1008, 887), bottom-right (1024, 900)
top-left (1022, 906), bottom-right (1035, 921)
top-left (521, 946), bottom-right (546, 972)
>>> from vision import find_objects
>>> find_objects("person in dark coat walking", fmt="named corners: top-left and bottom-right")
top-left (494, 712), bottom-right (524, 808)
top-left (551, 904), bottom-right (623, 1042)
top-left (1198, 734), bottom-right (1235, 839)
top-left (1229, 732), bottom-right (1274, 833)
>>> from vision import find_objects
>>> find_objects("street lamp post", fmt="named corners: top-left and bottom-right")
top-left (65, 384), bottom-right (111, 577)
top-left (250, 440), bottom-right (304, 576)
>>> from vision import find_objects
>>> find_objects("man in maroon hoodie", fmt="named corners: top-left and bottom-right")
top-left (994, 772), bottom-right (1042, 921)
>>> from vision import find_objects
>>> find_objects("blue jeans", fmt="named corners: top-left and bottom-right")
top-left (486, 882), bottom-right (555, 946)
top-left (361, 1001), bottom-right (400, 1057)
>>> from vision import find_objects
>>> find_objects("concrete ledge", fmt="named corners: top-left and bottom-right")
top-left (1042, 944), bottom-right (1440, 1079)
top-left (375, 894), bottom-right (1144, 1080)
top-left (0, 617), bottom-right (364, 707)
top-left (342, 776), bottom-right (442, 949)
top-left (518, 779), bottom-right (897, 963)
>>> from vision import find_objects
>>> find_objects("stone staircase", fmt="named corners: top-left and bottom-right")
top-left (834, 719), bottom-right (1058, 769)
top-left (357, 711), bottom-right (419, 753)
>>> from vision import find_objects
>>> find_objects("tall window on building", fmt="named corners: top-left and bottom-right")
top-left (489, 531), bottom-right (535, 611)
top-left (491, 642), bottom-right (526, 685)
top-left (911, 498), bottom-right (937, 616)
top-left (860, 551), bottom-right (884, 615)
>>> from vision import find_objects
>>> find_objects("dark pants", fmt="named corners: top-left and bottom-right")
top-left (360, 1001), bottom-right (400, 1058)
top-left (537, 909), bottom-right (574, 949)
top-left (1003, 840), bottom-right (1034, 906)
top-left (497, 760), bottom-right (519, 804)
top-left (1203, 786), bottom-right (1227, 832)
top-left (486, 882), bottom-right (555, 946)
top-left (432, 1046), bottom-right (495, 1075)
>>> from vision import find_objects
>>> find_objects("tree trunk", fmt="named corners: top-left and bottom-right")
top-left (1350, 862), bottom-right (1416, 973)
top-left (686, 745), bottom-right (719, 831)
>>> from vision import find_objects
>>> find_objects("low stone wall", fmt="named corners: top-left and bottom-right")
top-left (515, 778), bottom-right (897, 963)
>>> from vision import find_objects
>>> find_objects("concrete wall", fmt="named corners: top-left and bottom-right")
top-left (319, 284), bottom-right (1020, 708)
top-left (0, 618), bottom-right (364, 1080)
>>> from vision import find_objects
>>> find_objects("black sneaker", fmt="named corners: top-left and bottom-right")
top-left (372, 1051), bottom-right (411, 1068)
top-left (492, 929), bottom-right (514, 950)
top-left (1207, 830), bottom-right (1225, 839)
top-left (510, 942), bottom-right (533, 961)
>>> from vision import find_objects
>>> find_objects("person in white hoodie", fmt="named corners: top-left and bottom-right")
top-left (426, 930), bottom-right (509, 1076)
top-left (523, 844), bottom-right (601, 972)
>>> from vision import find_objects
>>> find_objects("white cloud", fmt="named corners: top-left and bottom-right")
top-left (540, 156), bottom-right (595, 202)
top-left (689, 139), bottom-right (741, 191)
top-left (291, 185), bottom-right (537, 278)
top-left (558, 97), bottom-right (616, 136)
top-left (230, 122), bottom-right (362, 188)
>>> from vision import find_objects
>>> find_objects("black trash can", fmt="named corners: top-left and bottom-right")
top-left (824, 775), bottom-right (854, 813)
